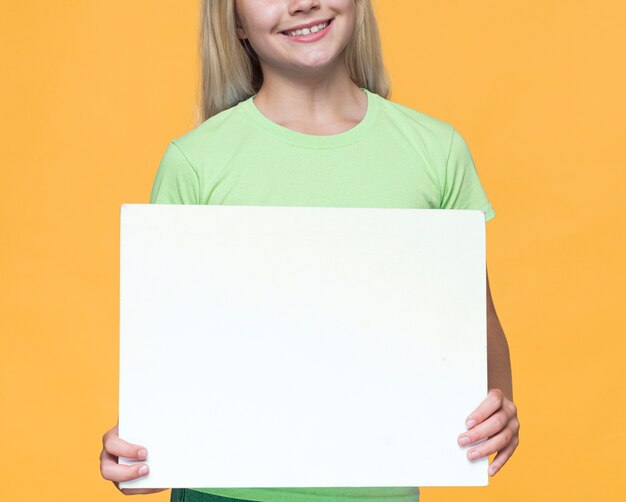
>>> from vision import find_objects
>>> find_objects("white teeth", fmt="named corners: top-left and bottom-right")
top-left (285, 20), bottom-right (329, 37)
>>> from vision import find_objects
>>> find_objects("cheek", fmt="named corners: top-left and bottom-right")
top-left (328, 4), bottom-right (358, 41)
top-left (328, 0), bottom-right (358, 19)
top-left (329, 0), bottom-right (356, 9)
top-left (243, 6), bottom-right (284, 49)
top-left (255, 1), bottom-right (283, 32)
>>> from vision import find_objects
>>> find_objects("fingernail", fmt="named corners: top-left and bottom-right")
top-left (469, 451), bottom-right (480, 460)
top-left (138, 448), bottom-right (148, 459)
top-left (466, 419), bottom-right (476, 429)
top-left (138, 465), bottom-right (149, 476)
top-left (458, 436), bottom-right (470, 446)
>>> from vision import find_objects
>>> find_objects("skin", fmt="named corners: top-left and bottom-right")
top-left (464, 267), bottom-right (519, 476)
top-left (234, 0), bottom-right (368, 136)
top-left (100, 0), bottom-right (519, 494)
top-left (100, 422), bottom-right (166, 495)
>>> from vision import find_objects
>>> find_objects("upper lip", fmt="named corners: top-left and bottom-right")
top-left (280, 17), bottom-right (333, 33)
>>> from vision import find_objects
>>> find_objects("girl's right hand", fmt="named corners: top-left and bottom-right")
top-left (100, 422), bottom-right (168, 495)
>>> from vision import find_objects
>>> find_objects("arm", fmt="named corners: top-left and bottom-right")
top-left (457, 264), bottom-right (520, 476)
top-left (486, 266), bottom-right (513, 401)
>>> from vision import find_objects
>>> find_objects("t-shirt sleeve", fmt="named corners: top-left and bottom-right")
top-left (149, 141), bottom-right (200, 204)
top-left (440, 128), bottom-right (496, 222)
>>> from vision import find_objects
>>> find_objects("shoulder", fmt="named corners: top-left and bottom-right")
top-left (150, 105), bottom-right (244, 204)
top-left (374, 93), bottom-right (458, 164)
top-left (377, 94), bottom-right (455, 142)
top-left (375, 93), bottom-right (456, 156)
top-left (167, 102), bottom-right (248, 169)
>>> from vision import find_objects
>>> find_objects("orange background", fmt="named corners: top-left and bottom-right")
top-left (1, 1), bottom-right (624, 501)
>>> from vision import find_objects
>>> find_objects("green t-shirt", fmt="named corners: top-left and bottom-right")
top-left (149, 87), bottom-right (495, 502)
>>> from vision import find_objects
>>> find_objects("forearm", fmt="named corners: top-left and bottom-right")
top-left (487, 317), bottom-right (513, 401)
top-left (473, 317), bottom-right (520, 478)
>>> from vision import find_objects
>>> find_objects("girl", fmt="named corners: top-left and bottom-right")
top-left (99, 1), bottom-right (520, 500)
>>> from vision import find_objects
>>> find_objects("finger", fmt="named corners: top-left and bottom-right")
top-left (103, 431), bottom-right (148, 460)
top-left (464, 388), bottom-right (505, 429)
top-left (488, 435), bottom-right (519, 476)
top-left (458, 408), bottom-right (511, 446)
top-left (102, 423), bottom-right (119, 444)
top-left (100, 447), bottom-right (117, 464)
top-left (120, 488), bottom-right (152, 495)
top-left (100, 457), bottom-right (150, 482)
top-left (119, 488), bottom-right (168, 495)
top-left (466, 426), bottom-right (514, 462)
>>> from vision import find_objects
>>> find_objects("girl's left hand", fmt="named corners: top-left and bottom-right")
top-left (457, 388), bottom-right (520, 476)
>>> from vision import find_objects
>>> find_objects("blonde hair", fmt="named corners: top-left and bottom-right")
top-left (194, 0), bottom-right (391, 126)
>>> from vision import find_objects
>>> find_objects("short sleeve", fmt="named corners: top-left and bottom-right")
top-left (149, 141), bottom-right (200, 204)
top-left (440, 128), bottom-right (496, 222)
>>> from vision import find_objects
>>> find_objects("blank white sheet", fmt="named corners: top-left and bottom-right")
top-left (118, 204), bottom-right (489, 489)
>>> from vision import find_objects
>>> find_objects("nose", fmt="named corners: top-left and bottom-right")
top-left (288, 0), bottom-right (322, 16)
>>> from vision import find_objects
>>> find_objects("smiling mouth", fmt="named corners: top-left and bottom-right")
top-left (279, 17), bottom-right (334, 37)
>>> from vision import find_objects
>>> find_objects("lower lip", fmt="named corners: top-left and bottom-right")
top-left (279, 19), bottom-right (334, 43)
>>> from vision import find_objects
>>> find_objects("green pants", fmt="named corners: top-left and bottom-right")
top-left (170, 489), bottom-right (254, 502)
